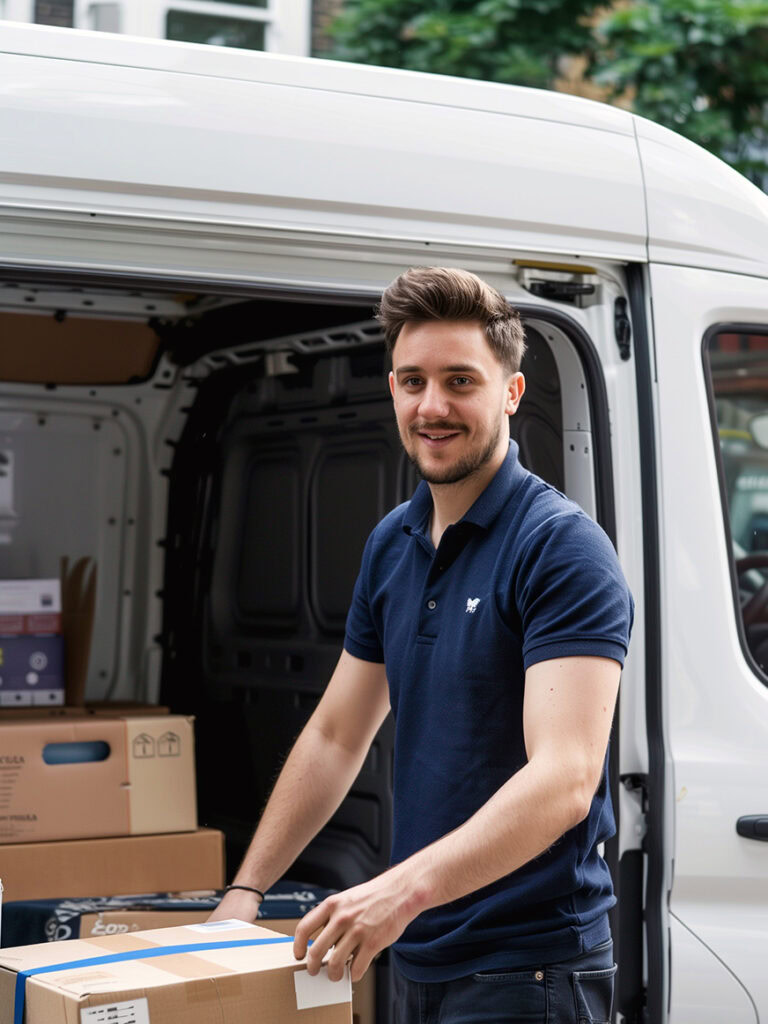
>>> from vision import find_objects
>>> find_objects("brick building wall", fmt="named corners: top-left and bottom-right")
top-left (312, 0), bottom-right (345, 55)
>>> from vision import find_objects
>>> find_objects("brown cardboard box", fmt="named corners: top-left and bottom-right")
top-left (71, 913), bottom-right (375, 1024)
top-left (0, 715), bottom-right (196, 843)
top-left (1, 829), bottom-right (225, 902)
top-left (0, 922), bottom-right (353, 1024)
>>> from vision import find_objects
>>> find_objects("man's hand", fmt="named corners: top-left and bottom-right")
top-left (207, 887), bottom-right (263, 925)
top-left (293, 868), bottom-right (426, 982)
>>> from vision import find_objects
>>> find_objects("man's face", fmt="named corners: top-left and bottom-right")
top-left (388, 320), bottom-right (525, 485)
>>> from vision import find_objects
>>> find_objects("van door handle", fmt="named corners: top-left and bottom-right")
top-left (736, 816), bottom-right (768, 840)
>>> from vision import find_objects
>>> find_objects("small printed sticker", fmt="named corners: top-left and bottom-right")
top-left (294, 966), bottom-right (352, 1010)
top-left (185, 919), bottom-right (251, 932)
top-left (132, 734), bottom-right (155, 759)
top-left (157, 731), bottom-right (180, 757)
top-left (81, 997), bottom-right (150, 1024)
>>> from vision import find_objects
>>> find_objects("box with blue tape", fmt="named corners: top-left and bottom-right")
top-left (0, 920), bottom-right (353, 1024)
top-left (0, 885), bottom-right (375, 1024)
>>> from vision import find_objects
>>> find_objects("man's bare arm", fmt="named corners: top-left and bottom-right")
top-left (209, 649), bottom-right (390, 923)
top-left (295, 655), bottom-right (620, 980)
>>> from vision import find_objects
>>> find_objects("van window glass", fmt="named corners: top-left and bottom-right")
top-left (166, 11), bottom-right (266, 48)
top-left (706, 328), bottom-right (768, 678)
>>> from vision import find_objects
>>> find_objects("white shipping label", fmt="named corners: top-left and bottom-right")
top-left (185, 919), bottom-right (252, 932)
top-left (81, 997), bottom-right (150, 1024)
top-left (294, 966), bottom-right (352, 1010)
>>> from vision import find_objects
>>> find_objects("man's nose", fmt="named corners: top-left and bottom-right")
top-left (418, 382), bottom-right (450, 420)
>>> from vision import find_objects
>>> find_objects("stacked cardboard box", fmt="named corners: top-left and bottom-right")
top-left (1, 886), bottom-right (376, 1024)
top-left (0, 711), bottom-right (226, 956)
top-left (0, 713), bottom-right (198, 843)
top-left (0, 830), bottom-right (225, 905)
top-left (0, 921), bottom-right (354, 1024)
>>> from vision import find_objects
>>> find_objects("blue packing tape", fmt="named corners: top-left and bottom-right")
top-left (14, 935), bottom-right (295, 1024)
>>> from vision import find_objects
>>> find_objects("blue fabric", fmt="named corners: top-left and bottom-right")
top-left (13, 936), bottom-right (294, 1024)
top-left (392, 938), bottom-right (616, 1023)
top-left (344, 441), bottom-right (634, 982)
top-left (1, 881), bottom-right (334, 947)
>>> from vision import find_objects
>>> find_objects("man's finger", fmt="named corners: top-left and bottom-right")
top-left (349, 945), bottom-right (374, 984)
top-left (305, 918), bottom-right (345, 975)
top-left (325, 929), bottom-right (360, 983)
top-left (293, 900), bottom-right (330, 959)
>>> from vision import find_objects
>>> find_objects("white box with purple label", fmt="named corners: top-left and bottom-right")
top-left (0, 579), bottom-right (65, 706)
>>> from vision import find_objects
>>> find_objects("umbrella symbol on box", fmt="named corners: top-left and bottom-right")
top-left (133, 733), bottom-right (155, 758)
top-left (158, 731), bottom-right (181, 757)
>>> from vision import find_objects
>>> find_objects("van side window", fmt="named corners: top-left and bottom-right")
top-left (706, 328), bottom-right (768, 679)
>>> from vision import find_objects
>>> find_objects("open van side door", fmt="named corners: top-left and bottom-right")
top-left (650, 263), bottom-right (768, 1023)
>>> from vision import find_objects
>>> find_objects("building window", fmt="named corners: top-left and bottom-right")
top-left (35, 0), bottom-right (73, 26)
top-left (166, 9), bottom-right (266, 49)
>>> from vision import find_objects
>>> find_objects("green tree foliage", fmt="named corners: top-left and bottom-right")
top-left (593, 0), bottom-right (768, 182)
top-left (328, 0), bottom-right (602, 90)
top-left (329, 0), bottom-right (768, 184)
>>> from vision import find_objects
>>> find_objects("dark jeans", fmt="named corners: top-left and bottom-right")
top-left (392, 940), bottom-right (616, 1024)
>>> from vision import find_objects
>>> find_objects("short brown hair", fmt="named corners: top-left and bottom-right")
top-left (376, 266), bottom-right (526, 373)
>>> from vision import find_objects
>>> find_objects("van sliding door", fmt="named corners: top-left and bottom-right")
top-left (650, 263), bottom-right (768, 1023)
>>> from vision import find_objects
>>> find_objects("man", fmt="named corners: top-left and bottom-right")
top-left (211, 266), bottom-right (633, 1023)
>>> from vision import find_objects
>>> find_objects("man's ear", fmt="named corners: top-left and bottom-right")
top-left (388, 370), bottom-right (395, 400)
top-left (506, 372), bottom-right (526, 416)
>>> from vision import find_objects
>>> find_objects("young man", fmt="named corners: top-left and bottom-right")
top-left (210, 267), bottom-right (633, 1023)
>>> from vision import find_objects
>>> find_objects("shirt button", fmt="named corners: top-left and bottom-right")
top-left (427, 599), bottom-right (437, 610)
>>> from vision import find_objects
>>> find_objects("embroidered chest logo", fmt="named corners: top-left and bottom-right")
top-left (465, 597), bottom-right (480, 614)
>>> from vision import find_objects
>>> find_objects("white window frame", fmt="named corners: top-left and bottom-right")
top-left (73, 0), bottom-right (310, 55)
top-left (2, 0), bottom-right (36, 21)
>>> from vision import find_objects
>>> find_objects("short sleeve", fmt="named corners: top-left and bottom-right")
top-left (515, 512), bottom-right (634, 670)
top-left (344, 528), bottom-right (385, 663)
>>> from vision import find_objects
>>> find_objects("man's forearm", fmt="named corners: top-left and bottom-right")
top-left (231, 720), bottom-right (368, 894)
top-left (392, 754), bottom-right (591, 915)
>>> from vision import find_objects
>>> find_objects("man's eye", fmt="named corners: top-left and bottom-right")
top-left (452, 376), bottom-right (471, 386)
top-left (403, 377), bottom-right (422, 386)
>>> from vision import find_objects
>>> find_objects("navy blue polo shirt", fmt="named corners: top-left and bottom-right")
top-left (344, 441), bottom-right (634, 982)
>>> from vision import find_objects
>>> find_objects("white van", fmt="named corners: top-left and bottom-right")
top-left (2, 21), bottom-right (768, 1023)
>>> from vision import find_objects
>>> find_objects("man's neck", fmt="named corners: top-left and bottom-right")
top-left (428, 444), bottom-right (507, 549)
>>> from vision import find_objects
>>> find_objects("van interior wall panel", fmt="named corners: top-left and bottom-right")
top-left (0, 311), bottom-right (160, 384)
top-left (0, 407), bottom-right (126, 696)
top-left (161, 315), bottom-right (564, 890)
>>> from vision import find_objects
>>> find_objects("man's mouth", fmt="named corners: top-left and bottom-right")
top-left (413, 426), bottom-right (464, 447)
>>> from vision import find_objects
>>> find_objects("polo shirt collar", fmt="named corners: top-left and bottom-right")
top-left (403, 440), bottom-right (527, 536)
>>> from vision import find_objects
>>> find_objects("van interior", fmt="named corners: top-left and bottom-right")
top-left (0, 274), bottom-right (609, 1020)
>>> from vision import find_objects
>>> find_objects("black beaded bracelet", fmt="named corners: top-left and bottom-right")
top-left (225, 884), bottom-right (265, 901)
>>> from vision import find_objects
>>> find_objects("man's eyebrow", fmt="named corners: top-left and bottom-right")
top-left (394, 364), bottom-right (483, 375)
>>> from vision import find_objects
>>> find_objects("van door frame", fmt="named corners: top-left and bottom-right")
top-left (0, 263), bottom-right (651, 1021)
top-left (627, 262), bottom-right (667, 1024)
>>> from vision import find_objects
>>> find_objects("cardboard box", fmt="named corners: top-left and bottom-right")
top-left (1, 886), bottom-right (375, 1024)
top-left (0, 921), bottom-right (353, 1024)
top-left (0, 714), bottom-right (196, 843)
top-left (60, 555), bottom-right (96, 706)
top-left (0, 579), bottom-right (64, 707)
top-left (0, 829), bottom-right (225, 903)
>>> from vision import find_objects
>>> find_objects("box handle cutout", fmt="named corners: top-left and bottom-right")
top-left (43, 740), bottom-right (111, 764)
